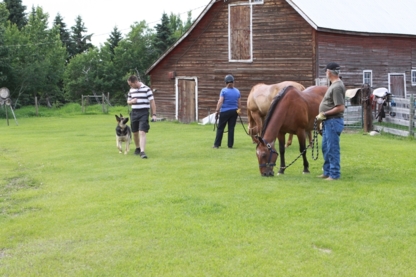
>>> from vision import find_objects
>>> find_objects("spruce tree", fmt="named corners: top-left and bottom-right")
top-left (68, 15), bottom-right (93, 59)
top-left (4, 0), bottom-right (27, 29)
top-left (53, 14), bottom-right (70, 46)
top-left (153, 12), bottom-right (175, 57)
top-left (107, 26), bottom-right (122, 55)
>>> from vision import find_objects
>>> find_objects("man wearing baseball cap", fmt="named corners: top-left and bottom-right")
top-left (316, 62), bottom-right (346, 180)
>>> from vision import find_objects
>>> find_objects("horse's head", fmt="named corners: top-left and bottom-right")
top-left (256, 136), bottom-right (278, 177)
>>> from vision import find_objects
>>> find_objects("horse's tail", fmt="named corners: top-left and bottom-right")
top-left (261, 86), bottom-right (292, 136)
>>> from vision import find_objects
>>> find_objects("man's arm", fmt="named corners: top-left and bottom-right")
top-left (150, 99), bottom-right (157, 120)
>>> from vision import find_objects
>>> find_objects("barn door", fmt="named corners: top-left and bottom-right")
top-left (389, 74), bottom-right (406, 98)
top-left (178, 79), bottom-right (196, 123)
top-left (229, 4), bottom-right (252, 61)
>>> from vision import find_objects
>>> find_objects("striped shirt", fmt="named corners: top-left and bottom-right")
top-left (128, 84), bottom-right (154, 110)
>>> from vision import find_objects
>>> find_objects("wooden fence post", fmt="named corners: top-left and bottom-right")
top-left (35, 96), bottom-right (38, 116)
top-left (409, 94), bottom-right (415, 137)
top-left (5, 102), bottom-right (9, 126)
top-left (362, 86), bottom-right (372, 132)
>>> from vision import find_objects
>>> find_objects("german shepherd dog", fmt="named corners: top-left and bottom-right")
top-left (115, 114), bottom-right (132, 154)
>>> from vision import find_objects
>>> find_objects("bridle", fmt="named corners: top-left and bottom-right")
top-left (257, 138), bottom-right (278, 168)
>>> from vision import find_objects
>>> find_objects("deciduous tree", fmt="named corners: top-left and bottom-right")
top-left (4, 6), bottom-right (66, 107)
top-left (0, 3), bottom-right (10, 83)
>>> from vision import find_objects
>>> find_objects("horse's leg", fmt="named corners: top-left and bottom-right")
top-left (248, 110), bottom-right (255, 141)
top-left (307, 130), bottom-right (312, 147)
top-left (248, 111), bottom-right (260, 143)
top-left (285, 134), bottom-right (293, 148)
top-left (251, 112), bottom-right (263, 143)
top-left (277, 133), bottom-right (286, 175)
top-left (297, 130), bottom-right (309, 174)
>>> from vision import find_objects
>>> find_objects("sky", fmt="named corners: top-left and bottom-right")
top-left (21, 0), bottom-right (211, 46)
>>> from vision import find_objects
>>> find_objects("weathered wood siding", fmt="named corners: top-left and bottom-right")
top-left (148, 0), bottom-right (315, 121)
top-left (316, 32), bottom-right (416, 95)
top-left (148, 0), bottom-right (416, 122)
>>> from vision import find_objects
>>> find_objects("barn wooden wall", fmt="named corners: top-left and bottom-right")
top-left (148, 0), bottom-right (316, 121)
top-left (317, 32), bottom-right (416, 94)
top-left (148, 0), bottom-right (416, 122)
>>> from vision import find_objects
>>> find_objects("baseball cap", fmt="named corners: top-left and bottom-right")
top-left (325, 62), bottom-right (340, 71)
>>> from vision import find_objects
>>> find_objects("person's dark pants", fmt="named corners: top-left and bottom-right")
top-left (214, 109), bottom-right (238, 148)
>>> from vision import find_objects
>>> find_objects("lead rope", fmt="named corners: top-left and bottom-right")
top-left (213, 112), bottom-right (250, 135)
top-left (238, 114), bottom-right (250, 135)
top-left (311, 119), bottom-right (320, 161)
top-left (280, 119), bottom-right (320, 170)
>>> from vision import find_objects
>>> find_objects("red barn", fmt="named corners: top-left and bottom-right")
top-left (146, 0), bottom-right (416, 123)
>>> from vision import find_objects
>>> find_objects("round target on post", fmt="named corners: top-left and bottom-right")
top-left (0, 87), bottom-right (10, 99)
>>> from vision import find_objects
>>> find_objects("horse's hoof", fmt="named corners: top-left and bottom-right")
top-left (303, 171), bottom-right (310, 174)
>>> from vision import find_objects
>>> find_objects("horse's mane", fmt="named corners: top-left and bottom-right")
top-left (261, 86), bottom-right (292, 136)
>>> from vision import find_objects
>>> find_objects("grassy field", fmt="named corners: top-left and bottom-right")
top-left (1, 105), bottom-right (415, 276)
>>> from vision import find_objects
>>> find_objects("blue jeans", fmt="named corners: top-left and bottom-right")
top-left (322, 118), bottom-right (344, 179)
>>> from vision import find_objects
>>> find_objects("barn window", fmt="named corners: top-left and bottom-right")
top-left (412, 70), bottom-right (416, 86)
top-left (229, 4), bottom-right (252, 62)
top-left (363, 70), bottom-right (372, 87)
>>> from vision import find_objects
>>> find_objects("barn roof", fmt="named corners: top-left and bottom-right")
top-left (287, 0), bottom-right (416, 36)
top-left (147, 0), bottom-right (416, 74)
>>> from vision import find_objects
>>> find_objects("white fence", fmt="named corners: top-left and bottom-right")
top-left (373, 95), bottom-right (415, 137)
top-left (344, 95), bottom-right (416, 138)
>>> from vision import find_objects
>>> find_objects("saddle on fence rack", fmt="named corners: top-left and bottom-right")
top-left (372, 87), bottom-right (391, 122)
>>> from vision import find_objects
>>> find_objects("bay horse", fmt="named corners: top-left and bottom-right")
top-left (247, 81), bottom-right (306, 147)
top-left (256, 85), bottom-right (327, 176)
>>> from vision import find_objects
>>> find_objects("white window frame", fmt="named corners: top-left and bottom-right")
top-left (250, 0), bottom-right (264, 4)
top-left (412, 69), bottom-right (416, 86)
top-left (363, 70), bottom-right (373, 87)
top-left (228, 3), bottom-right (253, 63)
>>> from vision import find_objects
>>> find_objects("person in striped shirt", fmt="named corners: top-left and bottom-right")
top-left (127, 75), bottom-right (157, 158)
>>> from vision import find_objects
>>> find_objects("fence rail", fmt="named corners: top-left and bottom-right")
top-left (373, 95), bottom-right (415, 138)
top-left (344, 94), bottom-right (415, 138)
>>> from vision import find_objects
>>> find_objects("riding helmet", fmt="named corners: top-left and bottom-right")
top-left (224, 75), bottom-right (234, 83)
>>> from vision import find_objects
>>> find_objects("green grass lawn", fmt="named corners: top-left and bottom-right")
top-left (1, 106), bottom-right (415, 276)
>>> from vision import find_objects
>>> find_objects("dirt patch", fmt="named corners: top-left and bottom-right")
top-left (5, 176), bottom-right (39, 191)
top-left (0, 249), bottom-right (8, 259)
top-left (312, 244), bottom-right (332, 254)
